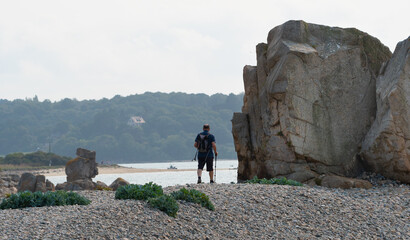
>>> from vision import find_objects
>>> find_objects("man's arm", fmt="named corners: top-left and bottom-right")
top-left (194, 134), bottom-right (199, 148)
top-left (212, 142), bottom-right (217, 156)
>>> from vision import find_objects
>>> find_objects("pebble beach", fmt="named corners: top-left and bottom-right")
top-left (0, 182), bottom-right (409, 239)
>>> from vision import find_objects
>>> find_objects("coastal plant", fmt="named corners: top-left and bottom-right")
top-left (0, 191), bottom-right (91, 210)
top-left (246, 176), bottom-right (303, 186)
top-left (171, 188), bottom-right (215, 211)
top-left (115, 182), bottom-right (163, 200)
top-left (147, 194), bottom-right (179, 218)
top-left (114, 183), bottom-right (215, 217)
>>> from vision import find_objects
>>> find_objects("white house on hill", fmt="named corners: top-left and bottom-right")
top-left (127, 116), bottom-right (145, 127)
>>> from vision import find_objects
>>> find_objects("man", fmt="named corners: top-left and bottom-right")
top-left (194, 124), bottom-right (217, 184)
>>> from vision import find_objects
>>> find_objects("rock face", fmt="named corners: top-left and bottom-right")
top-left (17, 173), bottom-right (54, 192)
top-left (66, 148), bottom-right (98, 182)
top-left (232, 20), bottom-right (394, 187)
top-left (360, 37), bottom-right (410, 183)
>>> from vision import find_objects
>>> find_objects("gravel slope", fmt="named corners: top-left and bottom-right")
top-left (0, 183), bottom-right (409, 239)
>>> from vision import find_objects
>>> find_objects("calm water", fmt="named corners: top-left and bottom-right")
top-left (47, 159), bottom-right (238, 187)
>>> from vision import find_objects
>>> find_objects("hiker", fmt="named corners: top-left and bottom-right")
top-left (194, 124), bottom-right (218, 184)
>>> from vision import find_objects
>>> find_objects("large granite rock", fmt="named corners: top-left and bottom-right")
top-left (233, 20), bottom-right (393, 187)
top-left (66, 148), bottom-right (98, 182)
top-left (360, 37), bottom-right (410, 183)
top-left (57, 148), bottom-right (99, 191)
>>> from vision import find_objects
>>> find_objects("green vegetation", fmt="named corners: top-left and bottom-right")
top-left (115, 183), bottom-right (214, 217)
top-left (246, 176), bottom-right (303, 186)
top-left (147, 195), bottom-right (179, 218)
top-left (115, 182), bottom-right (163, 200)
top-left (171, 188), bottom-right (215, 211)
top-left (0, 92), bottom-right (243, 163)
top-left (0, 151), bottom-right (70, 167)
top-left (0, 191), bottom-right (91, 210)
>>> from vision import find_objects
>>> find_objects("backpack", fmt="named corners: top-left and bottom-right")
top-left (198, 134), bottom-right (211, 153)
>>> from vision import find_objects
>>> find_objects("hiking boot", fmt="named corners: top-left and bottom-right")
top-left (210, 180), bottom-right (215, 184)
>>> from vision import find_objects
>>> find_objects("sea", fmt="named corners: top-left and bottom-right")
top-left (47, 159), bottom-right (238, 187)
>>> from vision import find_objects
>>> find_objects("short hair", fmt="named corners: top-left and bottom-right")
top-left (203, 124), bottom-right (210, 130)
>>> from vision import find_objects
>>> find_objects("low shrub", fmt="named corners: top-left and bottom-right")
top-left (246, 176), bottom-right (303, 186)
top-left (0, 191), bottom-right (91, 210)
top-left (115, 182), bottom-right (163, 200)
top-left (115, 183), bottom-right (215, 217)
top-left (147, 195), bottom-right (179, 218)
top-left (171, 188), bottom-right (215, 211)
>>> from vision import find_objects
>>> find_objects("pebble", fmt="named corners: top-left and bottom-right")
top-left (0, 183), bottom-right (409, 239)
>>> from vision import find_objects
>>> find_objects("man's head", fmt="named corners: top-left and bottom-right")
top-left (203, 124), bottom-right (210, 130)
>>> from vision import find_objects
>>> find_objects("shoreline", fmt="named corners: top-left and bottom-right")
top-left (40, 165), bottom-right (235, 177)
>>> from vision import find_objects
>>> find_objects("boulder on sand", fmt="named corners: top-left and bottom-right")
top-left (57, 148), bottom-right (99, 191)
top-left (65, 148), bottom-right (98, 182)
top-left (56, 179), bottom-right (96, 191)
top-left (17, 173), bottom-right (37, 192)
top-left (109, 178), bottom-right (130, 191)
top-left (17, 173), bottom-right (54, 192)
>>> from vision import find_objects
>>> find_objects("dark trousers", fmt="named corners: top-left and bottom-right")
top-left (198, 155), bottom-right (213, 172)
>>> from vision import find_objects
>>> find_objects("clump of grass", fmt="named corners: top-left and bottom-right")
top-left (115, 182), bottom-right (163, 200)
top-left (147, 195), bottom-right (179, 218)
top-left (0, 191), bottom-right (91, 210)
top-left (171, 188), bottom-right (215, 211)
top-left (246, 176), bottom-right (303, 186)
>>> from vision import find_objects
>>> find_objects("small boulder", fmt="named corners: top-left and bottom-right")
top-left (18, 173), bottom-right (54, 192)
top-left (46, 180), bottom-right (55, 191)
top-left (18, 173), bottom-right (37, 192)
top-left (35, 175), bottom-right (47, 192)
top-left (55, 182), bottom-right (68, 191)
top-left (320, 175), bottom-right (373, 189)
top-left (96, 181), bottom-right (110, 190)
top-left (56, 179), bottom-right (96, 191)
top-left (76, 148), bottom-right (96, 160)
top-left (109, 178), bottom-right (130, 190)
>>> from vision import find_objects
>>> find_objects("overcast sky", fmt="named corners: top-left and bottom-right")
top-left (1, 0), bottom-right (409, 101)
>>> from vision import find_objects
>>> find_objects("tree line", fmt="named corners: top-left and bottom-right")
top-left (0, 92), bottom-right (243, 164)
top-left (0, 151), bottom-right (70, 166)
